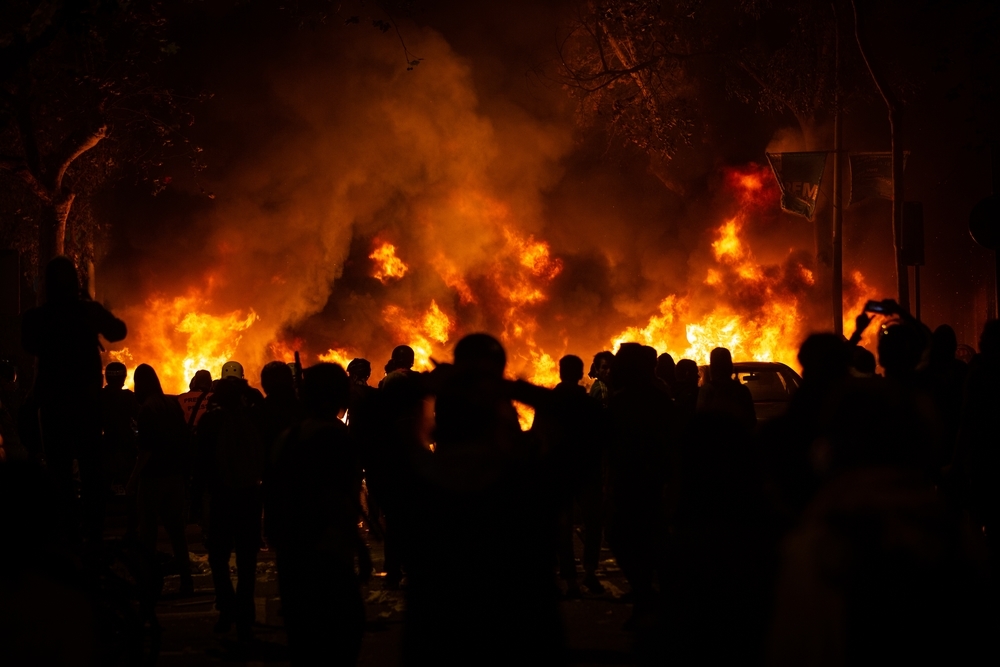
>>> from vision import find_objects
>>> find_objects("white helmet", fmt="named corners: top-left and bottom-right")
top-left (221, 361), bottom-right (244, 380)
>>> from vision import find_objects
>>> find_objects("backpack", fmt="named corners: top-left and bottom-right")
top-left (211, 399), bottom-right (265, 491)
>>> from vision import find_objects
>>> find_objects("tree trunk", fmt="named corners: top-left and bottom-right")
top-left (38, 191), bottom-right (75, 265)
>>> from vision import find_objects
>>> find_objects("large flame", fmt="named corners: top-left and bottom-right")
top-left (109, 290), bottom-right (258, 393)
top-left (105, 157), bottom-right (879, 406)
top-left (608, 164), bottom-right (875, 369)
top-left (381, 299), bottom-right (454, 371)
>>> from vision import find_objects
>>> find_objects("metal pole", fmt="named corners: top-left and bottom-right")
top-left (832, 5), bottom-right (844, 335)
top-left (914, 265), bottom-right (921, 322)
top-left (993, 144), bottom-right (1000, 319)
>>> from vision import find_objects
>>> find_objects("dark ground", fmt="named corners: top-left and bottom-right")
top-left (142, 522), bottom-right (634, 666)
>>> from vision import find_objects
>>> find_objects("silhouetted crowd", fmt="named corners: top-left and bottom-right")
top-left (1, 256), bottom-right (998, 666)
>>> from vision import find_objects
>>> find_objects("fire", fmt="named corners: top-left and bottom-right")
top-left (609, 170), bottom-right (809, 368)
top-left (318, 348), bottom-right (355, 368)
top-left (514, 402), bottom-right (535, 431)
top-left (382, 299), bottom-right (454, 370)
top-left (107, 291), bottom-right (258, 394)
top-left (712, 218), bottom-right (744, 263)
top-left (370, 242), bottom-right (409, 283)
top-left (433, 254), bottom-right (476, 305)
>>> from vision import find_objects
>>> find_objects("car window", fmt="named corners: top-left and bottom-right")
top-left (738, 370), bottom-right (792, 402)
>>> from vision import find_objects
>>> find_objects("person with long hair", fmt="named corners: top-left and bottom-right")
top-left (126, 364), bottom-right (194, 595)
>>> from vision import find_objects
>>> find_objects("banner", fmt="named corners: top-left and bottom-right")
top-left (849, 152), bottom-right (909, 204)
top-left (765, 152), bottom-right (828, 220)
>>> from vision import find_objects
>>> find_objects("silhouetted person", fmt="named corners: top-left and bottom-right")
top-left (178, 370), bottom-right (214, 431)
top-left (260, 361), bottom-right (302, 449)
top-left (404, 333), bottom-right (563, 665)
top-left (850, 346), bottom-right (877, 377)
top-left (770, 356), bottom-right (988, 665)
top-left (655, 353), bottom-right (677, 396)
top-left (197, 360), bottom-right (265, 643)
top-left (760, 334), bottom-right (850, 519)
top-left (697, 347), bottom-right (756, 432)
top-left (346, 357), bottom-right (379, 579)
top-left (126, 364), bottom-right (193, 596)
top-left (606, 342), bottom-right (674, 628)
top-left (957, 319), bottom-right (1000, 569)
top-left (917, 324), bottom-right (968, 466)
top-left (673, 359), bottom-right (700, 425)
top-left (533, 354), bottom-right (604, 596)
top-left (378, 345), bottom-right (416, 388)
top-left (264, 363), bottom-right (365, 665)
top-left (878, 321), bottom-right (927, 386)
top-left (369, 353), bottom-right (428, 589)
top-left (21, 256), bottom-right (127, 545)
top-left (101, 363), bottom-right (140, 495)
top-left (588, 350), bottom-right (614, 409)
top-left (660, 411), bottom-right (775, 665)
top-left (178, 370), bottom-right (214, 525)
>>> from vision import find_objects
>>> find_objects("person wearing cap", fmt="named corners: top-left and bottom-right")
top-left (197, 360), bottom-right (266, 643)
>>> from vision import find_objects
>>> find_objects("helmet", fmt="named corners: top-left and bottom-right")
top-left (221, 361), bottom-right (244, 380)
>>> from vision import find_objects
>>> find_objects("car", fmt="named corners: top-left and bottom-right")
top-left (698, 361), bottom-right (802, 424)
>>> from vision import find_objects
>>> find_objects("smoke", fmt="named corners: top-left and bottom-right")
top-left (98, 8), bottom-right (892, 391)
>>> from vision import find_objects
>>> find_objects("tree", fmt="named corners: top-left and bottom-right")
top-left (555, 1), bottom-right (871, 158)
top-left (0, 1), bottom-right (206, 275)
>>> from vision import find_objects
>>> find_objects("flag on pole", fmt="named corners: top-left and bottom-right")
top-left (849, 152), bottom-right (909, 204)
top-left (765, 152), bottom-right (828, 220)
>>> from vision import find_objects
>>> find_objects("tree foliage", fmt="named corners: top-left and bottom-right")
top-left (0, 0), bottom-right (206, 273)
top-left (555, 0), bottom-right (874, 158)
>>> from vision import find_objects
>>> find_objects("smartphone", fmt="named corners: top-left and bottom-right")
top-left (864, 299), bottom-right (889, 314)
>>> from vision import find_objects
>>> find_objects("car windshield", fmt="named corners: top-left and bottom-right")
top-left (737, 369), bottom-right (793, 402)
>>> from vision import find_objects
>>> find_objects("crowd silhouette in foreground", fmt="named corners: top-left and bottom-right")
top-left (1, 256), bottom-right (998, 665)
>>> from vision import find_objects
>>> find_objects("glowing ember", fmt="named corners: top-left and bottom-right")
top-left (370, 242), bottom-right (409, 284)
top-left (107, 291), bottom-right (257, 394)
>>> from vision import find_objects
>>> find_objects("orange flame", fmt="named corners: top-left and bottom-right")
top-left (610, 172), bottom-right (813, 368)
top-left (318, 348), bottom-right (354, 368)
top-left (107, 291), bottom-right (257, 394)
top-left (370, 242), bottom-right (409, 283)
top-left (382, 299), bottom-right (454, 370)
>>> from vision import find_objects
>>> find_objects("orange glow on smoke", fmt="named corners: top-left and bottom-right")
top-left (370, 242), bottom-right (409, 283)
top-left (108, 291), bottom-right (257, 394)
top-left (433, 254), bottom-right (477, 305)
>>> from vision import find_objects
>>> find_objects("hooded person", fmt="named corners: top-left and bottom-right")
top-left (21, 256), bottom-right (127, 544)
top-left (196, 360), bottom-right (266, 643)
